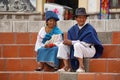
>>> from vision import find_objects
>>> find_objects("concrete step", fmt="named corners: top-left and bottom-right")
top-left (0, 32), bottom-right (37, 44)
top-left (0, 32), bottom-right (120, 80)
top-left (89, 58), bottom-right (120, 73)
top-left (99, 31), bottom-right (120, 44)
top-left (101, 44), bottom-right (120, 58)
top-left (0, 58), bottom-right (120, 73)
top-left (0, 44), bottom-right (120, 58)
top-left (0, 20), bottom-right (120, 32)
top-left (0, 44), bottom-right (36, 58)
top-left (0, 58), bottom-right (37, 71)
top-left (112, 32), bottom-right (120, 44)
top-left (0, 32), bottom-right (120, 44)
top-left (0, 71), bottom-right (119, 80)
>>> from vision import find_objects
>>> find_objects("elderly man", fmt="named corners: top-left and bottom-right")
top-left (57, 7), bottom-right (103, 72)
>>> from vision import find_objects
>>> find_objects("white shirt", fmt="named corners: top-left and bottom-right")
top-left (35, 27), bottom-right (63, 52)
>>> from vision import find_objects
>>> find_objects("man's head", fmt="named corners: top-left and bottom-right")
top-left (75, 8), bottom-right (89, 26)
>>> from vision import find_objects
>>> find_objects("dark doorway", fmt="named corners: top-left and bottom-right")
top-left (46, 0), bottom-right (55, 3)
top-left (45, 0), bottom-right (78, 20)
top-left (46, 0), bottom-right (78, 14)
top-left (54, 0), bottom-right (78, 14)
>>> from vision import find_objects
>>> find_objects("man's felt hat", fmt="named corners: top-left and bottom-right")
top-left (75, 7), bottom-right (89, 17)
top-left (45, 11), bottom-right (59, 21)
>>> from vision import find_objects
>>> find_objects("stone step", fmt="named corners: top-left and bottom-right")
top-left (0, 58), bottom-right (120, 73)
top-left (0, 32), bottom-right (120, 44)
top-left (99, 31), bottom-right (120, 44)
top-left (0, 32), bottom-right (37, 44)
top-left (89, 58), bottom-right (120, 73)
top-left (0, 44), bottom-right (36, 58)
top-left (0, 20), bottom-right (120, 32)
top-left (112, 32), bottom-right (120, 44)
top-left (101, 44), bottom-right (120, 58)
top-left (0, 71), bottom-right (119, 80)
top-left (0, 58), bottom-right (37, 71)
top-left (0, 44), bottom-right (120, 58)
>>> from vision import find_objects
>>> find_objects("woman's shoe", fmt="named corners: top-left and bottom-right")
top-left (35, 68), bottom-right (44, 71)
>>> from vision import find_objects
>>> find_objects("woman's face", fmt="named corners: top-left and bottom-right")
top-left (76, 15), bottom-right (87, 26)
top-left (47, 19), bottom-right (56, 28)
top-left (64, 10), bottom-right (69, 20)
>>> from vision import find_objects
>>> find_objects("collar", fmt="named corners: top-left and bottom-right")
top-left (78, 22), bottom-right (87, 29)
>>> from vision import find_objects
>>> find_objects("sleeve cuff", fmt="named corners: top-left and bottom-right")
top-left (72, 40), bottom-right (80, 45)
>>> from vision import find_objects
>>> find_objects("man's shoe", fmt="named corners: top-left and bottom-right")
top-left (76, 67), bottom-right (85, 73)
top-left (57, 68), bottom-right (70, 72)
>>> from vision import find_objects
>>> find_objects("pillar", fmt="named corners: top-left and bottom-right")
top-left (36, 0), bottom-right (46, 14)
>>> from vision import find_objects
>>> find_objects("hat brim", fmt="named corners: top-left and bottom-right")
top-left (74, 14), bottom-right (89, 17)
top-left (46, 17), bottom-right (59, 21)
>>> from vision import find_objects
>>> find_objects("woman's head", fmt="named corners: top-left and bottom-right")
top-left (46, 18), bottom-right (57, 28)
top-left (64, 9), bottom-right (72, 20)
top-left (45, 11), bottom-right (59, 27)
top-left (45, 11), bottom-right (59, 22)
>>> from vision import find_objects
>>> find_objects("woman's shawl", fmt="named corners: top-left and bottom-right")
top-left (42, 26), bottom-right (63, 44)
top-left (68, 23), bottom-right (104, 58)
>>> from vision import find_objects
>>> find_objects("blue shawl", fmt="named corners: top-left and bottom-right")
top-left (68, 23), bottom-right (104, 70)
top-left (42, 26), bottom-right (63, 44)
top-left (68, 23), bottom-right (103, 58)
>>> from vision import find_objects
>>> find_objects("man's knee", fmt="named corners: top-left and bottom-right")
top-left (74, 43), bottom-right (80, 48)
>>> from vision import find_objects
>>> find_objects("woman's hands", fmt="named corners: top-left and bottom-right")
top-left (45, 43), bottom-right (56, 48)
top-left (44, 39), bottom-right (72, 48)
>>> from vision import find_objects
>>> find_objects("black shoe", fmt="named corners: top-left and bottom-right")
top-left (54, 68), bottom-right (58, 71)
top-left (45, 63), bottom-right (58, 71)
top-left (35, 68), bottom-right (43, 71)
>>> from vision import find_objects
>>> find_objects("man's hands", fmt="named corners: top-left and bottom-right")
top-left (63, 39), bottom-right (72, 46)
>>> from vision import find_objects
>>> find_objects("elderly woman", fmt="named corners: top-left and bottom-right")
top-left (35, 11), bottom-right (63, 71)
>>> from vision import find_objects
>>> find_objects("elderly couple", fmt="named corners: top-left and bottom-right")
top-left (34, 7), bottom-right (103, 72)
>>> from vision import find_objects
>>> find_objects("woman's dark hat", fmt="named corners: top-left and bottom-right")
top-left (45, 11), bottom-right (59, 21)
top-left (75, 8), bottom-right (89, 17)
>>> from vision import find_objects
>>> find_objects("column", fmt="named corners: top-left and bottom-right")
top-left (36, 0), bottom-right (46, 14)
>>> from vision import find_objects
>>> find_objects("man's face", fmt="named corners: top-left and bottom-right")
top-left (76, 15), bottom-right (87, 26)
